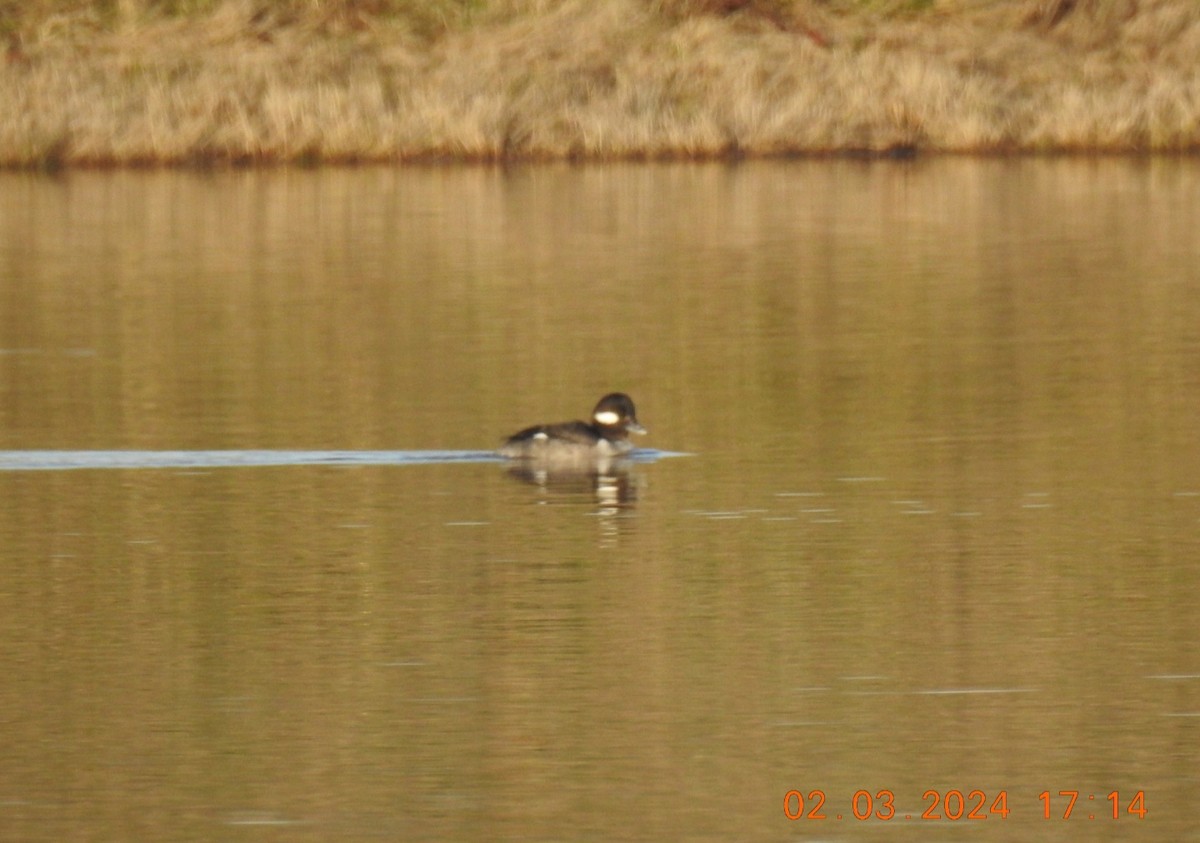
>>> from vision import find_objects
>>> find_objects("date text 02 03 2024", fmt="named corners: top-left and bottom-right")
top-left (783, 789), bottom-right (1148, 821)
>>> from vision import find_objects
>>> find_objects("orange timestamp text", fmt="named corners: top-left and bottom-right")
top-left (783, 789), bottom-right (1147, 821)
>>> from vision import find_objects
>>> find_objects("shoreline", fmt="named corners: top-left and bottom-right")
top-left (3, 0), bottom-right (1199, 168)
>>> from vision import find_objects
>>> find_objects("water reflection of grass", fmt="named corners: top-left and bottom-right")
top-left (2, 0), bottom-right (1197, 167)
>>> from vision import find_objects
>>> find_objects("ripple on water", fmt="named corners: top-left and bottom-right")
top-left (0, 449), bottom-right (689, 471)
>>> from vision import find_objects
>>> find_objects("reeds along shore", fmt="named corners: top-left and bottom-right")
top-left (1, 0), bottom-right (1199, 167)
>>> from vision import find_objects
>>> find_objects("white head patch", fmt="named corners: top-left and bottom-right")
top-left (593, 410), bottom-right (621, 426)
top-left (532, 431), bottom-right (549, 441)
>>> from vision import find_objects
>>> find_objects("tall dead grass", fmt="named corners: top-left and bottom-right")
top-left (1, 0), bottom-right (1198, 166)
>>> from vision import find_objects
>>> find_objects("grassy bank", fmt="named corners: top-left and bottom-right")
top-left (2, 0), bottom-right (1198, 166)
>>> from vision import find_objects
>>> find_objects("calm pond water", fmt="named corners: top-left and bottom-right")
top-left (1, 160), bottom-right (1198, 841)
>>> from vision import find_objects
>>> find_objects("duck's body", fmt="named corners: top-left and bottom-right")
top-left (498, 393), bottom-right (647, 461)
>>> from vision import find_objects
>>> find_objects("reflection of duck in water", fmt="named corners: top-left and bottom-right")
top-left (503, 457), bottom-right (642, 507)
top-left (498, 393), bottom-right (647, 462)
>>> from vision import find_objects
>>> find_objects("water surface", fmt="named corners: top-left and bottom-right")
top-left (1, 160), bottom-right (1199, 841)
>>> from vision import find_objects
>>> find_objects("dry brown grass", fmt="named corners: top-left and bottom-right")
top-left (1, 0), bottom-right (1198, 166)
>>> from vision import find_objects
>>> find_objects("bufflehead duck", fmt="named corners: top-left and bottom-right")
top-left (499, 393), bottom-right (647, 460)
